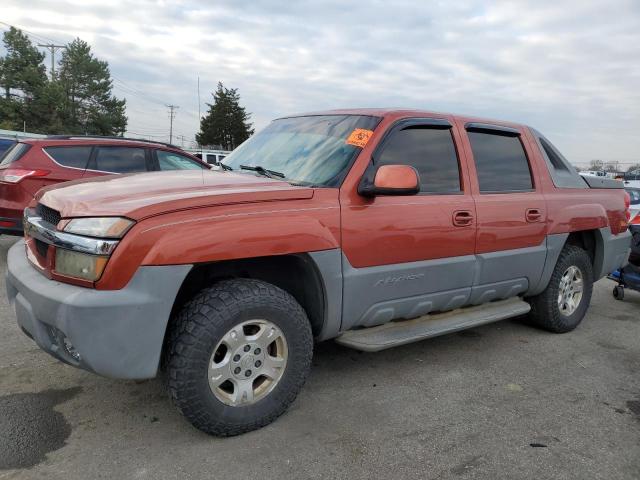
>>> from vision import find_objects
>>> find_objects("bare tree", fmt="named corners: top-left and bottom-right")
top-left (589, 159), bottom-right (604, 171)
top-left (604, 160), bottom-right (620, 173)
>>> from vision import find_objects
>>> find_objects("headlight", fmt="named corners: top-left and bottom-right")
top-left (55, 249), bottom-right (109, 281)
top-left (63, 217), bottom-right (134, 238)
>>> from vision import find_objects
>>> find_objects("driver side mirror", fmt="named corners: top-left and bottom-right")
top-left (358, 164), bottom-right (420, 197)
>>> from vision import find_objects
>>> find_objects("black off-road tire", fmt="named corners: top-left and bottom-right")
top-left (167, 279), bottom-right (313, 436)
top-left (527, 245), bottom-right (594, 333)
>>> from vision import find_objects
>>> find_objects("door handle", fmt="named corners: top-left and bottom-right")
top-left (453, 210), bottom-right (474, 227)
top-left (526, 208), bottom-right (543, 223)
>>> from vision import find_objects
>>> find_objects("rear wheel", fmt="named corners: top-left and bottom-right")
top-left (527, 245), bottom-right (593, 333)
top-left (167, 279), bottom-right (313, 436)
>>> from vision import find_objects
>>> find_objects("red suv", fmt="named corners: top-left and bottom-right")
top-left (0, 136), bottom-right (209, 235)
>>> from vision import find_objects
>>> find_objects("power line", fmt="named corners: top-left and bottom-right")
top-left (0, 21), bottom-right (66, 80)
top-left (127, 131), bottom-right (170, 138)
top-left (1, 20), bottom-right (172, 109)
top-left (126, 126), bottom-right (169, 133)
top-left (2, 20), bottom-right (191, 140)
top-left (0, 21), bottom-right (60, 44)
top-left (112, 77), bottom-right (168, 106)
top-left (176, 134), bottom-right (189, 148)
top-left (197, 75), bottom-right (202, 123)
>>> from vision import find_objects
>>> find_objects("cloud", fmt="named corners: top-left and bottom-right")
top-left (1, 0), bottom-right (639, 165)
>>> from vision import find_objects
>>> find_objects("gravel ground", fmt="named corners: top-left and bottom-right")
top-left (0, 235), bottom-right (638, 480)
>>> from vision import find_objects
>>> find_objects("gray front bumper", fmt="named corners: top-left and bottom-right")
top-left (6, 241), bottom-right (191, 379)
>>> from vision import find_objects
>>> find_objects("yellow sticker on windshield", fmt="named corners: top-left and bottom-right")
top-left (346, 128), bottom-right (374, 148)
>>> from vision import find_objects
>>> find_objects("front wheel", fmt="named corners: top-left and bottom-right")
top-left (527, 245), bottom-right (594, 333)
top-left (167, 279), bottom-right (313, 436)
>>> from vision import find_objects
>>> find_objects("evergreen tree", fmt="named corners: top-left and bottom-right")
top-left (0, 28), bottom-right (127, 135)
top-left (57, 38), bottom-right (127, 135)
top-left (27, 81), bottom-right (66, 134)
top-left (0, 27), bottom-right (47, 130)
top-left (196, 82), bottom-right (253, 150)
top-left (0, 27), bottom-right (46, 99)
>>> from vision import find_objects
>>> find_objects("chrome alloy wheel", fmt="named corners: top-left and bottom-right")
top-left (208, 320), bottom-right (288, 406)
top-left (558, 265), bottom-right (584, 316)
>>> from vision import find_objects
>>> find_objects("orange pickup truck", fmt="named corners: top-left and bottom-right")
top-left (6, 109), bottom-right (631, 436)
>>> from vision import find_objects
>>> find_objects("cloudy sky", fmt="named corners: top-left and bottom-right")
top-left (2, 0), bottom-right (639, 166)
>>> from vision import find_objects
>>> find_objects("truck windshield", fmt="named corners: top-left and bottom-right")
top-left (223, 114), bottom-right (381, 186)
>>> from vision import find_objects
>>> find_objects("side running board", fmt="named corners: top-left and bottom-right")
top-left (335, 297), bottom-right (531, 352)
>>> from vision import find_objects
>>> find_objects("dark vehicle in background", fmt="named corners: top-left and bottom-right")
top-left (622, 170), bottom-right (640, 189)
top-left (609, 186), bottom-right (640, 299)
top-left (0, 136), bottom-right (209, 235)
top-left (627, 187), bottom-right (640, 225)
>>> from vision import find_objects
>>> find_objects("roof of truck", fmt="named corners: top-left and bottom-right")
top-left (282, 108), bottom-right (526, 130)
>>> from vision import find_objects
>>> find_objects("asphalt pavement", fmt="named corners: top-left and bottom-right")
top-left (0, 236), bottom-right (639, 480)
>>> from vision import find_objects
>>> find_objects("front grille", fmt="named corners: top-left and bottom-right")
top-left (35, 239), bottom-right (49, 257)
top-left (36, 203), bottom-right (61, 227)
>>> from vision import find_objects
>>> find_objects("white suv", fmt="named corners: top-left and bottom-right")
top-left (187, 149), bottom-right (231, 166)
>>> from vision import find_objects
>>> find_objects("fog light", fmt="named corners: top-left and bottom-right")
top-left (54, 248), bottom-right (108, 281)
top-left (62, 336), bottom-right (81, 362)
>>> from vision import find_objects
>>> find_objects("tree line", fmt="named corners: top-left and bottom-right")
top-left (0, 27), bottom-right (126, 135)
top-left (587, 159), bottom-right (640, 174)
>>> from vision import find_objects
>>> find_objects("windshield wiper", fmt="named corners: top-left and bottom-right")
top-left (240, 164), bottom-right (285, 179)
top-left (218, 162), bottom-right (233, 171)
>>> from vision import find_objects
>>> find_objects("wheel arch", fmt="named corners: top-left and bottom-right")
top-left (566, 227), bottom-right (630, 279)
top-left (161, 251), bottom-right (341, 367)
top-left (565, 230), bottom-right (596, 265)
top-left (530, 227), bottom-right (620, 297)
top-left (529, 229), bottom-right (598, 296)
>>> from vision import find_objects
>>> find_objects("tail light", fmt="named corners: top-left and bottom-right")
top-left (624, 191), bottom-right (631, 223)
top-left (0, 168), bottom-right (50, 183)
top-left (631, 213), bottom-right (640, 225)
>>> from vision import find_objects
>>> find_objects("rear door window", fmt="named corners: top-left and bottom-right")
top-left (628, 189), bottom-right (640, 205)
top-left (530, 128), bottom-right (586, 189)
top-left (467, 131), bottom-right (533, 192)
top-left (92, 147), bottom-right (149, 173)
top-left (0, 140), bottom-right (15, 158)
top-left (44, 146), bottom-right (92, 169)
top-left (0, 142), bottom-right (31, 166)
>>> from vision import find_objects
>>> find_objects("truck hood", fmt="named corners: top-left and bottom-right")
top-left (36, 170), bottom-right (314, 220)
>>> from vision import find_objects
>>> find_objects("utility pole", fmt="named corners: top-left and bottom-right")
top-left (197, 76), bottom-right (201, 122)
top-left (37, 44), bottom-right (66, 80)
top-left (167, 104), bottom-right (179, 144)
